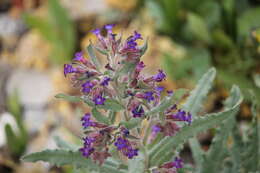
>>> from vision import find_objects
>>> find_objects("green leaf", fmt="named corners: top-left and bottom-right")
top-left (182, 68), bottom-right (216, 116)
top-left (5, 124), bottom-right (20, 155)
top-left (200, 86), bottom-right (241, 173)
top-left (87, 44), bottom-right (101, 71)
top-left (139, 39), bottom-right (148, 57)
top-left (7, 91), bottom-right (22, 122)
top-left (91, 108), bottom-right (110, 125)
top-left (186, 12), bottom-right (211, 43)
top-left (55, 93), bottom-right (82, 102)
top-left (128, 149), bottom-right (146, 173)
top-left (109, 111), bottom-right (117, 124)
top-left (53, 136), bottom-right (79, 151)
top-left (121, 118), bottom-right (142, 129)
top-left (98, 99), bottom-right (124, 111)
top-left (241, 93), bottom-right (260, 172)
top-left (148, 89), bottom-right (242, 167)
top-left (145, 88), bottom-right (187, 117)
top-left (22, 149), bottom-right (126, 173)
top-left (115, 62), bottom-right (136, 79)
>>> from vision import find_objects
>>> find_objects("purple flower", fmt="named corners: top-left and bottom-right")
top-left (144, 91), bottom-right (155, 102)
top-left (83, 136), bottom-right (96, 146)
top-left (125, 31), bottom-right (143, 50)
top-left (172, 157), bottom-right (183, 169)
top-left (82, 81), bottom-right (95, 93)
top-left (79, 146), bottom-right (94, 157)
top-left (172, 110), bottom-right (192, 124)
top-left (153, 70), bottom-right (166, 82)
top-left (167, 90), bottom-right (174, 96)
top-left (131, 105), bottom-right (144, 118)
top-left (81, 113), bottom-right (96, 128)
top-left (100, 77), bottom-right (111, 86)
top-left (122, 128), bottom-right (130, 136)
top-left (93, 95), bottom-right (106, 105)
top-left (114, 137), bottom-right (128, 150)
top-left (114, 137), bottom-right (138, 159)
top-left (104, 24), bottom-right (115, 33)
top-left (152, 125), bottom-right (161, 133)
top-left (73, 52), bottom-right (84, 61)
top-left (91, 28), bottom-right (101, 36)
top-left (127, 39), bottom-right (138, 49)
top-left (133, 31), bottom-right (143, 40)
top-left (155, 86), bottom-right (164, 93)
top-left (64, 64), bottom-right (76, 76)
top-left (79, 136), bottom-right (95, 158)
top-left (126, 148), bottom-right (138, 159)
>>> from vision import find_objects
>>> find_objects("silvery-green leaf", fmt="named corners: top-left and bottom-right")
top-left (91, 108), bottom-right (110, 125)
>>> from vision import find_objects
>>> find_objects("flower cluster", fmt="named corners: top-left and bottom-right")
top-left (64, 24), bottom-right (192, 168)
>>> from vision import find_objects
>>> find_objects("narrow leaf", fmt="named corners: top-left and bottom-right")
top-left (128, 149), bottom-right (146, 173)
top-left (98, 99), bottom-right (124, 111)
top-left (92, 108), bottom-right (110, 125)
top-left (53, 136), bottom-right (79, 151)
top-left (87, 44), bottom-right (101, 70)
top-left (148, 90), bottom-right (242, 166)
top-left (182, 68), bottom-right (216, 169)
top-left (55, 93), bottom-right (82, 102)
top-left (201, 86), bottom-right (241, 173)
top-left (22, 149), bottom-right (126, 173)
top-left (183, 67), bottom-right (216, 116)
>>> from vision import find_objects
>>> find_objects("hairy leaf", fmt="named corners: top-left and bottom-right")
top-left (87, 44), bottom-right (101, 71)
top-left (92, 108), bottom-right (110, 125)
top-left (148, 89), bottom-right (242, 166)
top-left (97, 99), bottom-right (125, 111)
top-left (55, 93), bottom-right (82, 102)
top-left (22, 149), bottom-right (126, 173)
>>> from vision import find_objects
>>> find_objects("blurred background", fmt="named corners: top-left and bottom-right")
top-left (0, 0), bottom-right (259, 172)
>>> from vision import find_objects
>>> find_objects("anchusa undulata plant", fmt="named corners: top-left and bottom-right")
top-left (22, 24), bottom-right (245, 173)
top-left (64, 24), bottom-right (190, 170)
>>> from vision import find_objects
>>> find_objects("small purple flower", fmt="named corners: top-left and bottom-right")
top-left (127, 39), bottom-right (138, 49)
top-left (100, 77), bottom-right (111, 86)
top-left (144, 91), bottom-right (155, 102)
top-left (126, 148), bottom-right (138, 159)
top-left (83, 136), bottom-right (95, 146)
top-left (114, 137), bottom-right (128, 150)
top-left (79, 146), bottom-right (94, 157)
top-left (155, 86), bottom-right (164, 93)
top-left (172, 110), bottom-right (192, 124)
top-left (81, 113), bottom-right (96, 128)
top-left (167, 90), bottom-right (174, 96)
top-left (104, 24), bottom-right (115, 33)
top-left (153, 70), bottom-right (166, 82)
top-left (73, 52), bottom-right (84, 61)
top-left (122, 128), bottom-right (130, 136)
top-left (172, 157), bottom-right (183, 169)
top-left (131, 105), bottom-right (144, 118)
top-left (91, 28), bottom-right (101, 36)
top-left (114, 137), bottom-right (138, 159)
top-left (133, 31), bottom-right (143, 40)
top-left (93, 95), bottom-right (106, 105)
top-left (152, 125), bottom-right (161, 134)
top-left (64, 64), bottom-right (76, 76)
top-left (82, 81), bottom-right (95, 93)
